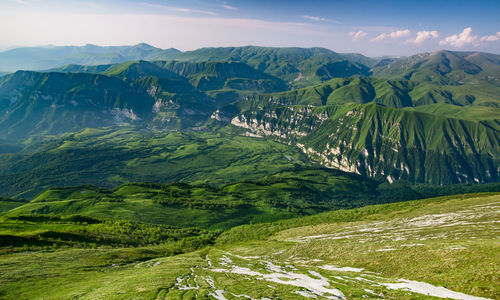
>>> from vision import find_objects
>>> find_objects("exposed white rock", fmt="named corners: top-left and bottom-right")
top-left (381, 279), bottom-right (491, 300)
top-left (111, 108), bottom-right (139, 123)
top-left (320, 265), bottom-right (364, 272)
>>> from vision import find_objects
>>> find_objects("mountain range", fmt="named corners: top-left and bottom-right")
top-left (0, 44), bottom-right (499, 299)
top-left (0, 44), bottom-right (498, 191)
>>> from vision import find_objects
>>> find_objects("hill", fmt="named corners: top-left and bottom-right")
top-left (0, 48), bottom-right (498, 186)
top-left (228, 100), bottom-right (499, 185)
top-left (2, 167), bottom-right (382, 230)
top-left (0, 59), bottom-right (294, 140)
top-left (372, 50), bottom-right (500, 87)
top-left (153, 46), bottom-right (377, 88)
top-left (0, 127), bottom-right (312, 198)
top-left (249, 76), bottom-right (500, 108)
top-left (0, 68), bottom-right (217, 140)
top-left (211, 193), bottom-right (499, 299)
top-left (53, 59), bottom-right (288, 90)
top-left (0, 71), bottom-right (155, 140)
top-left (0, 192), bottom-right (497, 299)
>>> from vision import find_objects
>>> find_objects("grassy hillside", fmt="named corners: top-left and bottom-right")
top-left (230, 100), bottom-right (499, 184)
top-left (151, 46), bottom-right (377, 88)
top-left (0, 192), bottom-right (497, 299)
top-left (0, 127), bottom-right (313, 199)
top-left (252, 76), bottom-right (500, 108)
top-left (213, 193), bottom-right (499, 299)
top-left (0, 198), bottom-right (28, 214)
top-left (372, 50), bottom-right (500, 85)
top-left (3, 125), bottom-right (498, 200)
top-left (0, 59), bottom-right (293, 139)
top-left (3, 167), bottom-right (381, 230)
top-left (406, 103), bottom-right (500, 121)
top-left (0, 214), bottom-right (216, 250)
top-left (0, 71), bottom-right (156, 140)
top-left (47, 46), bottom-right (378, 89)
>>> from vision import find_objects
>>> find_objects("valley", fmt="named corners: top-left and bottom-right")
top-left (0, 43), bottom-right (498, 299)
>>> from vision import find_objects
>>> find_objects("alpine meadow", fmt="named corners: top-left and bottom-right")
top-left (0, 0), bottom-right (499, 299)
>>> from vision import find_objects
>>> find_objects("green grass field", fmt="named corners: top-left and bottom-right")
top-left (0, 126), bottom-right (314, 199)
top-left (0, 192), bottom-right (497, 299)
top-left (0, 167), bottom-right (385, 230)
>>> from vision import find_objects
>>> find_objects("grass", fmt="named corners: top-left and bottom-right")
top-left (0, 214), bottom-right (217, 251)
top-left (226, 193), bottom-right (500, 299)
top-left (0, 198), bottom-right (28, 214)
top-left (5, 167), bottom-right (498, 231)
top-left (0, 126), bottom-right (313, 199)
top-left (1, 167), bottom-right (380, 230)
top-left (0, 192), bottom-right (497, 299)
top-left (0, 248), bottom-right (206, 299)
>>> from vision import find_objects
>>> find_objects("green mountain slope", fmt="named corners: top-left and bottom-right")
top-left (0, 67), bottom-right (219, 139)
top-left (155, 60), bottom-right (288, 93)
top-left (146, 46), bottom-right (378, 87)
top-left (213, 193), bottom-right (499, 299)
top-left (0, 48), bottom-right (498, 187)
top-left (3, 167), bottom-right (383, 230)
top-left (49, 63), bottom-right (115, 74)
top-left (101, 60), bottom-right (180, 82)
top-left (0, 71), bottom-right (155, 140)
top-left (371, 50), bottom-right (500, 108)
top-left (0, 197), bottom-right (28, 213)
top-left (0, 58), bottom-right (297, 140)
top-left (102, 61), bottom-right (218, 129)
top-left (406, 103), bottom-right (500, 121)
top-left (250, 76), bottom-right (500, 108)
top-left (53, 60), bottom-right (288, 94)
top-left (0, 127), bottom-right (314, 199)
top-left (229, 101), bottom-right (499, 184)
top-left (372, 50), bottom-right (500, 85)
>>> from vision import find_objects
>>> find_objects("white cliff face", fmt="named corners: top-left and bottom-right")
top-left (211, 109), bottom-right (234, 123)
top-left (111, 108), bottom-right (139, 123)
top-left (8, 89), bottom-right (22, 104)
top-left (229, 108), bottom-right (405, 183)
top-left (147, 85), bottom-right (158, 97)
top-left (152, 99), bottom-right (174, 113)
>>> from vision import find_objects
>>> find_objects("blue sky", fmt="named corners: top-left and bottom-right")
top-left (1, 0), bottom-right (499, 56)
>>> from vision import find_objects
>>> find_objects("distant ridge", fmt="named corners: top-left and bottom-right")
top-left (0, 43), bottom-right (180, 72)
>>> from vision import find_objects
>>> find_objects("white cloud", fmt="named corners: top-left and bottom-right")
top-left (390, 29), bottom-right (411, 38)
top-left (143, 2), bottom-right (217, 16)
top-left (301, 15), bottom-right (327, 22)
top-left (408, 30), bottom-right (439, 44)
top-left (371, 33), bottom-right (387, 42)
top-left (480, 32), bottom-right (500, 42)
top-left (221, 1), bottom-right (237, 10)
top-left (349, 30), bottom-right (367, 41)
top-left (370, 29), bottom-right (410, 42)
top-left (439, 27), bottom-right (478, 47)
